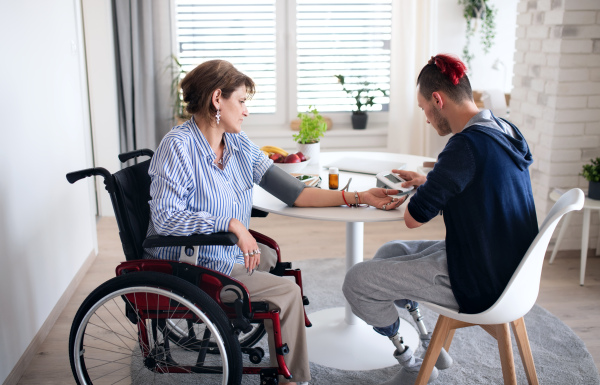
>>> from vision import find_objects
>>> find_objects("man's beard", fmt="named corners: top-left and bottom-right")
top-left (431, 106), bottom-right (452, 136)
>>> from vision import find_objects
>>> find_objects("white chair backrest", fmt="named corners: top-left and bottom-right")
top-left (476, 188), bottom-right (584, 324)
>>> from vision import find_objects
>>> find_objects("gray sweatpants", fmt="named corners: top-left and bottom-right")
top-left (342, 240), bottom-right (460, 328)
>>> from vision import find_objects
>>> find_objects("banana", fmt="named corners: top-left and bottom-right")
top-left (260, 145), bottom-right (288, 157)
top-left (261, 150), bottom-right (271, 157)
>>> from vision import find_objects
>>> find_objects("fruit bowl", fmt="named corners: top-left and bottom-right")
top-left (273, 158), bottom-right (309, 174)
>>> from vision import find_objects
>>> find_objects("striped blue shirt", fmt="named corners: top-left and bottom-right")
top-left (144, 118), bottom-right (272, 275)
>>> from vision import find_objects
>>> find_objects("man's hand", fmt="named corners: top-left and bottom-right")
top-left (395, 169), bottom-right (427, 189)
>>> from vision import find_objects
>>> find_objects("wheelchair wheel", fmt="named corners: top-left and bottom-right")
top-left (69, 271), bottom-right (242, 385)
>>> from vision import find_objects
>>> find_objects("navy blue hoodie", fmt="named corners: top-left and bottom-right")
top-left (408, 110), bottom-right (538, 314)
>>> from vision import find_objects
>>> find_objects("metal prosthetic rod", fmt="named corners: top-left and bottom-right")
top-left (395, 299), bottom-right (428, 336)
top-left (373, 317), bottom-right (408, 353)
top-left (389, 332), bottom-right (407, 353)
top-left (397, 300), bottom-right (454, 370)
top-left (404, 301), bottom-right (428, 336)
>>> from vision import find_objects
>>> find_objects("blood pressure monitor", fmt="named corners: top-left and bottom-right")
top-left (375, 171), bottom-right (414, 195)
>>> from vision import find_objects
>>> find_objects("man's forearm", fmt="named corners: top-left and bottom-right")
top-left (404, 206), bottom-right (424, 228)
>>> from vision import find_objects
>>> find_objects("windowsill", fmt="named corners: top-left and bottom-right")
top-left (247, 124), bottom-right (388, 139)
top-left (246, 124), bottom-right (389, 152)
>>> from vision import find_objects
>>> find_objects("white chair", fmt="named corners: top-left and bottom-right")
top-left (482, 88), bottom-right (509, 119)
top-left (415, 188), bottom-right (585, 385)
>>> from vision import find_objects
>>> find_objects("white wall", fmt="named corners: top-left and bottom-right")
top-left (437, 0), bottom-right (519, 93)
top-left (0, 0), bottom-right (97, 383)
top-left (425, 0), bottom-right (519, 157)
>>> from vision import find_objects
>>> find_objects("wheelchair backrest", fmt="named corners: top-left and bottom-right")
top-left (112, 159), bottom-right (152, 260)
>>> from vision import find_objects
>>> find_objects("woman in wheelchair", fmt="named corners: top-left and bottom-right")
top-left (144, 60), bottom-right (402, 384)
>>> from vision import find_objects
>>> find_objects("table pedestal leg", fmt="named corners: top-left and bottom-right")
top-left (581, 209), bottom-right (590, 286)
top-left (306, 222), bottom-right (419, 370)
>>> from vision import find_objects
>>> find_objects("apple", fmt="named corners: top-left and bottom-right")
top-left (296, 151), bottom-right (306, 162)
top-left (284, 153), bottom-right (301, 163)
top-left (270, 153), bottom-right (283, 163)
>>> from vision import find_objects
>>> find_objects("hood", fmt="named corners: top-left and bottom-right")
top-left (462, 110), bottom-right (533, 171)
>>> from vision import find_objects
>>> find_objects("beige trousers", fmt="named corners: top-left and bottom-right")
top-left (228, 261), bottom-right (310, 383)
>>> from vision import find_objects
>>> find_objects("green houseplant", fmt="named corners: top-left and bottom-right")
top-left (170, 55), bottom-right (189, 124)
top-left (293, 105), bottom-right (327, 164)
top-left (334, 74), bottom-right (388, 129)
top-left (458, 0), bottom-right (497, 70)
top-left (581, 157), bottom-right (600, 199)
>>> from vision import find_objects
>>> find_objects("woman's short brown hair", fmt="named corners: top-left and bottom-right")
top-left (181, 60), bottom-right (256, 125)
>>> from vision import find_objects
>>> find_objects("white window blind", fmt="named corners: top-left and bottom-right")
top-left (175, 0), bottom-right (277, 114)
top-left (296, 0), bottom-right (392, 113)
top-left (174, 0), bottom-right (393, 120)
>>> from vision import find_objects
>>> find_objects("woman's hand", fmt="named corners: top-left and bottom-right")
top-left (395, 169), bottom-right (427, 188)
top-left (360, 188), bottom-right (408, 211)
top-left (228, 218), bottom-right (260, 274)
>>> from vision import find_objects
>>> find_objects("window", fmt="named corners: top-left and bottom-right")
top-left (174, 0), bottom-right (392, 128)
top-left (175, 0), bottom-right (277, 114)
top-left (295, 1), bottom-right (391, 113)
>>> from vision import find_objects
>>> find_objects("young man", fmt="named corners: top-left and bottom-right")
top-left (342, 54), bottom-right (538, 384)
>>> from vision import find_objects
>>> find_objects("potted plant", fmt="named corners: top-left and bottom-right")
top-left (580, 157), bottom-right (600, 200)
top-left (458, 0), bottom-right (497, 70)
top-left (334, 74), bottom-right (388, 129)
top-left (292, 105), bottom-right (327, 165)
top-left (170, 55), bottom-right (190, 125)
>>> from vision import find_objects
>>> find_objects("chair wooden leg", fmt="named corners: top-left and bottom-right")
top-left (511, 317), bottom-right (539, 385)
top-left (415, 315), bottom-right (452, 385)
top-left (496, 323), bottom-right (517, 385)
top-left (443, 329), bottom-right (456, 352)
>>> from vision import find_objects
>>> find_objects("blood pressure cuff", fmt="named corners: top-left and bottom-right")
top-left (258, 164), bottom-right (306, 206)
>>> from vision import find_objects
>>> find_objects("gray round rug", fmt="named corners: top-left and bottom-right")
top-left (287, 257), bottom-right (600, 385)
top-left (129, 257), bottom-right (600, 384)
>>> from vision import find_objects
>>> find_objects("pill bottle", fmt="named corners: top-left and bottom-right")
top-left (328, 167), bottom-right (339, 190)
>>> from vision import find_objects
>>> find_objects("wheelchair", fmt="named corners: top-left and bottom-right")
top-left (66, 149), bottom-right (311, 385)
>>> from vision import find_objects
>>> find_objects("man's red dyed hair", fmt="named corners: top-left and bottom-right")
top-left (417, 54), bottom-right (473, 103)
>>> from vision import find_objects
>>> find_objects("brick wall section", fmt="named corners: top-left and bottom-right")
top-left (511, 0), bottom-right (600, 250)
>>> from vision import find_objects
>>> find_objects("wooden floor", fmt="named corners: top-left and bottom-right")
top-left (17, 215), bottom-right (600, 384)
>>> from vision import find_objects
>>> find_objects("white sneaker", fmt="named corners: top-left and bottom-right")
top-left (380, 347), bottom-right (439, 385)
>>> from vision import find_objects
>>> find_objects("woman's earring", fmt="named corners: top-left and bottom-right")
top-left (216, 109), bottom-right (221, 125)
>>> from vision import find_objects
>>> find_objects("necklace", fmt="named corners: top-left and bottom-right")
top-left (216, 158), bottom-right (223, 165)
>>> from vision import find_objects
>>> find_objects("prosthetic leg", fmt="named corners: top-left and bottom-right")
top-left (373, 318), bottom-right (439, 384)
top-left (396, 299), bottom-right (453, 370)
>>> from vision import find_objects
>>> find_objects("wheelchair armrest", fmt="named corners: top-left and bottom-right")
top-left (248, 229), bottom-right (281, 262)
top-left (251, 208), bottom-right (269, 217)
top-left (142, 232), bottom-right (238, 248)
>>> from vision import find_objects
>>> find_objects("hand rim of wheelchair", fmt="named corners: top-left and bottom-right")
top-left (69, 271), bottom-right (243, 385)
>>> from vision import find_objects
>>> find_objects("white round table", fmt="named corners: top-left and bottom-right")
top-left (252, 151), bottom-right (435, 370)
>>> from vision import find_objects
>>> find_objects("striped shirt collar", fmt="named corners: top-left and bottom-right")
top-left (188, 116), bottom-right (240, 166)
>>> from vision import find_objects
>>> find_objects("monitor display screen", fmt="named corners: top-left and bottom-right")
top-left (385, 174), bottom-right (402, 184)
